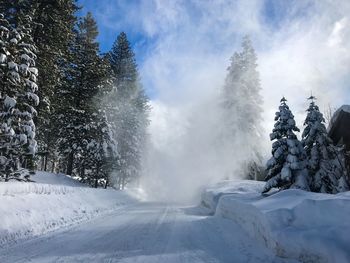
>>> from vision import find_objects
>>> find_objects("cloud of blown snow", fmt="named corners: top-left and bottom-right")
top-left (83, 0), bottom-right (350, 202)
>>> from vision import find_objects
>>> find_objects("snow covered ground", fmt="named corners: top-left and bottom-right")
top-left (0, 171), bottom-right (139, 247)
top-left (201, 180), bottom-right (350, 263)
top-left (1, 173), bottom-right (348, 262)
top-left (0, 172), bottom-right (296, 262)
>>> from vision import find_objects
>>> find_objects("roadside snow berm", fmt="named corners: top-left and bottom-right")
top-left (0, 172), bottom-right (138, 247)
top-left (201, 180), bottom-right (350, 263)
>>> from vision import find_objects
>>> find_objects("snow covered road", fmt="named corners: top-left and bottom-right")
top-left (0, 202), bottom-right (297, 263)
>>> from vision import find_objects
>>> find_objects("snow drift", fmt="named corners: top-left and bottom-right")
top-left (201, 180), bottom-right (350, 263)
top-left (0, 172), bottom-right (138, 247)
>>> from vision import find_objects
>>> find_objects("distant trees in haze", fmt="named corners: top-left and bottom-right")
top-left (220, 36), bottom-right (264, 180)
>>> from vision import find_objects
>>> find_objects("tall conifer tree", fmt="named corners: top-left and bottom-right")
top-left (32, 0), bottom-right (79, 171)
top-left (221, 36), bottom-right (264, 179)
top-left (1, 0), bottom-right (79, 171)
top-left (57, 12), bottom-right (116, 186)
top-left (107, 32), bottom-right (150, 189)
top-left (302, 96), bottom-right (349, 193)
top-left (0, 13), bottom-right (39, 181)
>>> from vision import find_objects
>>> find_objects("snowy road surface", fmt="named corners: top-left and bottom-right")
top-left (0, 202), bottom-right (297, 263)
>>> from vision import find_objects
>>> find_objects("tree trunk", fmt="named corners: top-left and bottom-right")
top-left (94, 164), bottom-right (100, 188)
top-left (5, 172), bottom-right (9, 182)
top-left (51, 160), bottom-right (55, 173)
top-left (43, 155), bottom-right (48, 171)
top-left (41, 156), bottom-right (45, 171)
top-left (22, 158), bottom-right (27, 169)
top-left (66, 152), bottom-right (74, 175)
top-left (117, 176), bottom-right (122, 190)
top-left (94, 179), bottom-right (98, 188)
top-left (80, 165), bottom-right (85, 179)
top-left (121, 175), bottom-right (126, 190)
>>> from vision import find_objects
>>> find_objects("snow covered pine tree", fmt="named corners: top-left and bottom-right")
top-left (0, 14), bottom-right (14, 180)
top-left (56, 12), bottom-right (116, 187)
top-left (0, 14), bottom-right (39, 181)
top-left (263, 97), bottom-right (309, 193)
top-left (30, 0), bottom-right (79, 172)
top-left (302, 96), bottom-right (349, 193)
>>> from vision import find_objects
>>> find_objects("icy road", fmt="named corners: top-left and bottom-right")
top-left (0, 202), bottom-right (297, 263)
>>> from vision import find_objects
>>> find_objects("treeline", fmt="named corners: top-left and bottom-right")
top-left (263, 96), bottom-right (349, 194)
top-left (0, 1), bottom-right (149, 189)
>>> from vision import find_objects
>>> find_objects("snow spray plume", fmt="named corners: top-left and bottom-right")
top-left (92, 1), bottom-right (350, 202)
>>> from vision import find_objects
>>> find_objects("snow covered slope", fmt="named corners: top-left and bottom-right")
top-left (0, 172), bottom-right (138, 247)
top-left (201, 180), bottom-right (350, 263)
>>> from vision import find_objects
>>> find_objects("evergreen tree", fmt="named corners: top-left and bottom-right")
top-left (84, 56), bottom-right (118, 188)
top-left (31, 0), bottom-right (79, 172)
top-left (0, 13), bottom-right (39, 181)
top-left (263, 97), bottom-right (309, 193)
top-left (57, 12), bottom-right (116, 185)
top-left (220, 36), bottom-right (263, 178)
top-left (107, 32), bottom-right (150, 189)
top-left (1, 1), bottom-right (79, 172)
top-left (85, 109), bottom-right (118, 188)
top-left (0, 0), bottom-right (32, 26)
top-left (0, 14), bottom-right (15, 180)
top-left (302, 96), bottom-right (349, 193)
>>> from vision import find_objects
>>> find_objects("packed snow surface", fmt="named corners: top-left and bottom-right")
top-left (202, 180), bottom-right (350, 263)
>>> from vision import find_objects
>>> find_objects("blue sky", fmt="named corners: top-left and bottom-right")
top-left (77, 0), bottom-right (307, 98)
top-left (78, 0), bottom-right (158, 62)
top-left (77, 0), bottom-right (312, 51)
top-left (77, 0), bottom-right (308, 68)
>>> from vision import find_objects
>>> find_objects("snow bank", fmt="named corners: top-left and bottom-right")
top-left (202, 180), bottom-right (350, 263)
top-left (200, 180), bottom-right (265, 214)
top-left (0, 172), bottom-right (139, 247)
